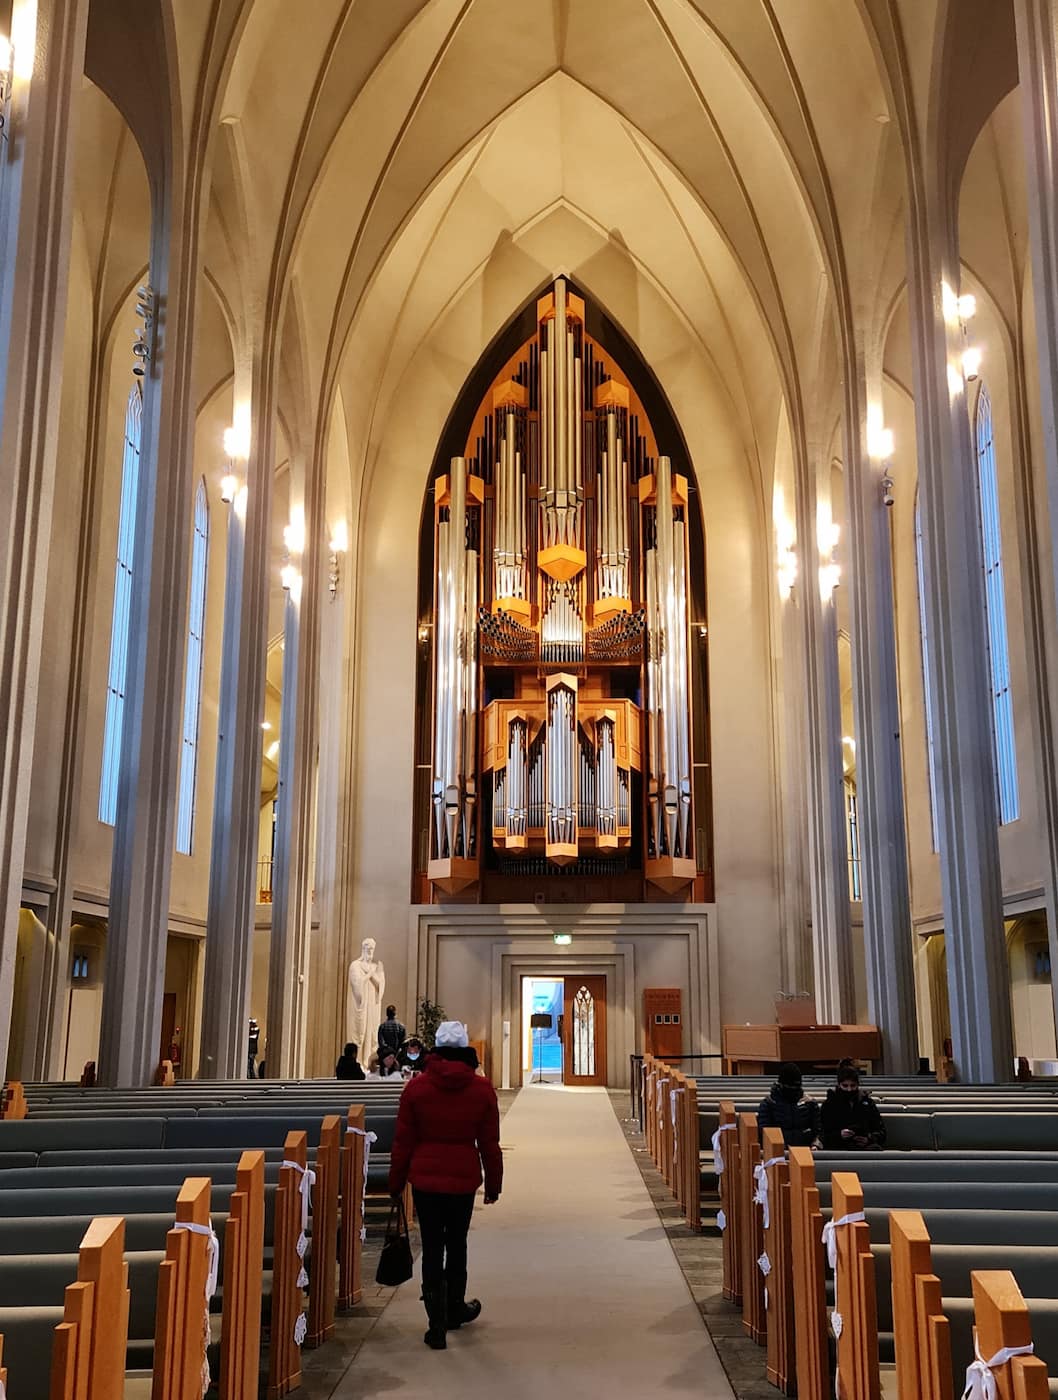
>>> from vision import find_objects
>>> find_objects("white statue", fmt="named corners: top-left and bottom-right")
top-left (347, 937), bottom-right (386, 1056)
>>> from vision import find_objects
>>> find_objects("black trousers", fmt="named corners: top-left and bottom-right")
top-left (412, 1188), bottom-right (476, 1303)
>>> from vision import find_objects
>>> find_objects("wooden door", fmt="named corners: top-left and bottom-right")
top-left (562, 976), bottom-right (607, 1085)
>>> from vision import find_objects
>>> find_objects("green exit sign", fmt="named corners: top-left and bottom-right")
top-left (553, 933), bottom-right (572, 945)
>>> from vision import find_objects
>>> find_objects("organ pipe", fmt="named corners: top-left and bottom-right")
top-left (427, 277), bottom-right (700, 896)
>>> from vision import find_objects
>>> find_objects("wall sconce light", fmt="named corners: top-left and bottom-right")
top-left (944, 283), bottom-right (982, 396)
top-left (777, 533), bottom-right (798, 601)
top-left (132, 285), bottom-right (155, 378)
top-left (221, 422), bottom-right (250, 504)
top-left (961, 345), bottom-right (982, 382)
top-left (818, 520), bottom-right (841, 603)
top-left (328, 520), bottom-right (347, 601)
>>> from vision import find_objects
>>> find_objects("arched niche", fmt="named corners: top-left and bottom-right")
top-left (411, 277), bottom-right (713, 907)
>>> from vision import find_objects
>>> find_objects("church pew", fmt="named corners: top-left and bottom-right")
top-left (0, 1216), bottom-right (130, 1400)
top-left (738, 1111), bottom-right (766, 1344)
top-left (717, 1101), bottom-right (741, 1305)
top-left (787, 1165), bottom-right (1058, 1400)
top-left (306, 1116), bottom-right (340, 1348)
top-left (1, 1081), bottom-right (28, 1119)
top-left (270, 1133), bottom-right (308, 1399)
top-left (759, 1126), bottom-right (795, 1393)
top-left (339, 1105), bottom-right (371, 1311)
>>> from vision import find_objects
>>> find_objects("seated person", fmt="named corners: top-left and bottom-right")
top-left (335, 1041), bottom-right (366, 1081)
top-left (820, 1060), bottom-right (886, 1150)
top-left (757, 1062), bottom-right (821, 1147)
top-left (400, 1036), bottom-right (426, 1075)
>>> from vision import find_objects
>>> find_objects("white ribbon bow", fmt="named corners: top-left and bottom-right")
top-left (711, 1123), bottom-right (737, 1174)
top-left (347, 1126), bottom-right (378, 1243)
top-left (716, 1208), bottom-right (727, 1233)
top-left (670, 1087), bottom-right (683, 1163)
top-left (656, 1078), bottom-right (669, 1131)
top-left (962, 1342), bottom-right (1035, 1400)
top-left (758, 1251), bottom-right (772, 1277)
top-left (752, 1155), bottom-right (786, 1231)
top-left (282, 1160), bottom-right (317, 1289)
top-left (821, 1211), bottom-right (865, 1271)
top-left (174, 1219), bottom-right (219, 1398)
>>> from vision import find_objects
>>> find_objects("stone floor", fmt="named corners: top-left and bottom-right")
top-left (607, 1090), bottom-right (777, 1400)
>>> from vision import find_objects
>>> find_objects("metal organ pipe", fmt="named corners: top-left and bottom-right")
top-left (645, 455), bottom-right (692, 863)
top-left (545, 680), bottom-right (578, 852)
top-left (432, 455), bottom-right (472, 862)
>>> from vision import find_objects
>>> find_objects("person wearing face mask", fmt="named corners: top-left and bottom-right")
top-left (757, 1062), bottom-right (822, 1147)
top-left (821, 1060), bottom-right (886, 1150)
top-left (400, 1036), bottom-right (426, 1075)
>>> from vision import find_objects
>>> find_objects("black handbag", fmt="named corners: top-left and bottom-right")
top-left (375, 1198), bottom-right (414, 1287)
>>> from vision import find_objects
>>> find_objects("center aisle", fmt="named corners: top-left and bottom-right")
top-left (345, 1084), bottom-right (734, 1398)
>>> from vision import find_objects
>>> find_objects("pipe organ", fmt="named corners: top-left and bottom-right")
top-left (425, 279), bottom-right (701, 898)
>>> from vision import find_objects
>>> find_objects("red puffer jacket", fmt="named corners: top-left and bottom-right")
top-left (388, 1051), bottom-right (503, 1198)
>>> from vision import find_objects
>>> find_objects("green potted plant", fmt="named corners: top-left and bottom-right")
top-left (416, 996), bottom-right (446, 1049)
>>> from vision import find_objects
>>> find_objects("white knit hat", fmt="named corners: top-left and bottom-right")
top-left (434, 1020), bottom-right (469, 1048)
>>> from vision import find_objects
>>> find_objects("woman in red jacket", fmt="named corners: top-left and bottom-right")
top-left (389, 1020), bottom-right (503, 1350)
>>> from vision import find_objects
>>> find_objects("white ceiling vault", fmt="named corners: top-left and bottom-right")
top-left (145, 0), bottom-right (903, 514)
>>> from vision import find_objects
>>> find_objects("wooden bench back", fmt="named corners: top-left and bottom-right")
top-left (52, 1214), bottom-right (129, 1400)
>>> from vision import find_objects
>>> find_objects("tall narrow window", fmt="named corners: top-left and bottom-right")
top-left (176, 480), bottom-right (209, 853)
top-left (845, 780), bottom-right (861, 902)
top-left (914, 495), bottom-right (940, 851)
top-left (99, 385), bottom-right (143, 825)
top-left (974, 385), bottom-right (1019, 823)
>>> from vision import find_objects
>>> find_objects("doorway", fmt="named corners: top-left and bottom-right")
top-left (522, 977), bottom-right (563, 1084)
top-left (519, 973), bottom-right (608, 1086)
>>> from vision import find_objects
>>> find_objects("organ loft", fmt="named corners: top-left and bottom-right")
top-left (417, 279), bottom-right (712, 905)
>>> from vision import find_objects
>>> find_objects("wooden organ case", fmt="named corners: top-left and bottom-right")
top-left (420, 279), bottom-right (711, 904)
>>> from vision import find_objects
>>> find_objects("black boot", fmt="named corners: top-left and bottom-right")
top-left (447, 1297), bottom-right (482, 1329)
top-left (446, 1270), bottom-right (482, 1330)
top-left (422, 1284), bottom-right (447, 1349)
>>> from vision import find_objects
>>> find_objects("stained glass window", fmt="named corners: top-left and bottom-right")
top-left (572, 984), bottom-right (595, 1076)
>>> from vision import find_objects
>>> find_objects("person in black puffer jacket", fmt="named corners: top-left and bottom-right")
top-left (757, 1062), bottom-right (821, 1147)
top-left (820, 1060), bottom-right (886, 1150)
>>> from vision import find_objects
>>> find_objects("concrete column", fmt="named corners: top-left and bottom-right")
top-left (199, 363), bottom-right (277, 1079)
top-left (904, 171), bottom-right (1012, 1081)
top-left (793, 439), bottom-right (856, 1022)
top-left (97, 172), bottom-right (203, 1085)
top-left (267, 508), bottom-right (323, 1076)
top-left (0, 0), bottom-right (89, 1077)
top-left (1014, 0), bottom-right (1058, 1038)
top-left (843, 359), bottom-right (919, 1072)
